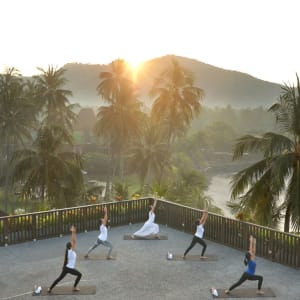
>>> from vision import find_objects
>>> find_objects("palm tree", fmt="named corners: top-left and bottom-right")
top-left (230, 147), bottom-right (281, 228)
top-left (0, 68), bottom-right (36, 212)
top-left (150, 59), bottom-right (204, 142)
top-left (33, 65), bottom-right (78, 133)
top-left (95, 59), bottom-right (144, 199)
top-left (149, 58), bottom-right (204, 181)
top-left (96, 59), bottom-right (132, 103)
top-left (128, 119), bottom-right (170, 187)
top-left (11, 125), bottom-right (84, 208)
top-left (166, 168), bottom-right (213, 210)
top-left (230, 74), bottom-right (300, 232)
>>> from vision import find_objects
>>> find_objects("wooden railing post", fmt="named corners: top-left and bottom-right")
top-left (221, 218), bottom-right (226, 245)
top-left (269, 230), bottom-right (275, 261)
top-left (0, 219), bottom-right (3, 246)
top-left (58, 210), bottom-right (63, 236)
top-left (297, 237), bottom-right (300, 269)
top-left (128, 201), bottom-right (132, 224)
top-left (4, 218), bottom-right (9, 246)
top-left (32, 214), bottom-right (37, 241)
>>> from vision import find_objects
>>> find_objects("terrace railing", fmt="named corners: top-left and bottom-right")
top-left (0, 198), bottom-right (299, 269)
top-left (155, 199), bottom-right (300, 269)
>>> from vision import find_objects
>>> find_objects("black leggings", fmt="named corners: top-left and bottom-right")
top-left (49, 266), bottom-right (82, 290)
top-left (184, 235), bottom-right (207, 257)
top-left (229, 272), bottom-right (263, 291)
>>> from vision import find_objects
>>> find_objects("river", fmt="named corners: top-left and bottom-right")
top-left (205, 174), bottom-right (234, 218)
top-left (206, 173), bottom-right (285, 231)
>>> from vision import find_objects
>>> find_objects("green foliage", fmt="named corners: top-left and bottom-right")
top-left (112, 181), bottom-right (130, 201)
top-left (229, 74), bottom-right (300, 232)
top-left (191, 106), bottom-right (275, 136)
top-left (128, 118), bottom-right (171, 186)
top-left (164, 167), bottom-right (209, 209)
top-left (95, 59), bottom-right (145, 181)
top-left (0, 68), bottom-right (37, 212)
top-left (83, 152), bottom-right (109, 179)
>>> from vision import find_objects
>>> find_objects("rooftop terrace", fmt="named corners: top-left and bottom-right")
top-left (1, 223), bottom-right (299, 300)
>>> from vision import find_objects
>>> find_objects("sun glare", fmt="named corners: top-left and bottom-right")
top-left (125, 59), bottom-right (144, 82)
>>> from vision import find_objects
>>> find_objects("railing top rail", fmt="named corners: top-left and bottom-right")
top-left (0, 197), bottom-right (299, 238)
top-left (156, 199), bottom-right (300, 238)
top-left (0, 197), bottom-right (155, 219)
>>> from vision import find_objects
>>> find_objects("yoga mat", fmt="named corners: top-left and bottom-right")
top-left (171, 254), bottom-right (218, 261)
top-left (124, 234), bottom-right (168, 240)
top-left (77, 253), bottom-right (116, 260)
top-left (212, 288), bottom-right (276, 298)
top-left (38, 285), bottom-right (96, 296)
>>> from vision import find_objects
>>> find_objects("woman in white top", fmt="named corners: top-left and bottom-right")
top-left (48, 225), bottom-right (82, 293)
top-left (84, 206), bottom-right (113, 259)
top-left (132, 198), bottom-right (159, 238)
top-left (182, 207), bottom-right (208, 258)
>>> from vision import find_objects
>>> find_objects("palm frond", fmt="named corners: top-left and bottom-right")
top-left (230, 159), bottom-right (269, 200)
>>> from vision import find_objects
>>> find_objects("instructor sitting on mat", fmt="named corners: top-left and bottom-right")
top-left (48, 225), bottom-right (82, 293)
top-left (225, 235), bottom-right (264, 295)
top-left (132, 197), bottom-right (159, 238)
top-left (182, 207), bottom-right (208, 259)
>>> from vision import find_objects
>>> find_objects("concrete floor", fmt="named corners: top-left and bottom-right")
top-left (0, 223), bottom-right (299, 300)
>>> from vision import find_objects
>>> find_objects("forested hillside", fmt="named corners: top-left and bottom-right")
top-left (63, 55), bottom-right (282, 108)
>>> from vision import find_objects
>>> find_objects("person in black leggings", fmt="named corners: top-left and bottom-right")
top-left (182, 207), bottom-right (208, 259)
top-left (225, 235), bottom-right (264, 295)
top-left (48, 225), bottom-right (82, 293)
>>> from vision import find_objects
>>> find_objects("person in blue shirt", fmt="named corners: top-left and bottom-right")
top-left (225, 235), bottom-right (264, 295)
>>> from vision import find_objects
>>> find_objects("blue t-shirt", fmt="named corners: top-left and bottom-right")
top-left (246, 259), bottom-right (256, 275)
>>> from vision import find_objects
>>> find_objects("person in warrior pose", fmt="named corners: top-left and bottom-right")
top-left (48, 225), bottom-right (82, 293)
top-left (225, 235), bottom-right (264, 295)
top-left (84, 206), bottom-right (113, 259)
top-left (182, 207), bottom-right (208, 259)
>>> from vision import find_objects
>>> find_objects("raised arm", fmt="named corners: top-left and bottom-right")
top-left (70, 225), bottom-right (77, 250)
top-left (200, 207), bottom-right (208, 225)
top-left (102, 206), bottom-right (108, 225)
top-left (150, 198), bottom-right (158, 213)
top-left (249, 235), bottom-right (256, 259)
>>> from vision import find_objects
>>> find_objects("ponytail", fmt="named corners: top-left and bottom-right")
top-left (64, 242), bottom-right (72, 266)
top-left (63, 248), bottom-right (68, 266)
top-left (244, 252), bottom-right (251, 266)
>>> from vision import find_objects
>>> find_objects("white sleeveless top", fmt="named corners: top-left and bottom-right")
top-left (147, 211), bottom-right (155, 223)
top-left (98, 224), bottom-right (108, 241)
top-left (66, 249), bottom-right (77, 268)
top-left (195, 224), bottom-right (204, 238)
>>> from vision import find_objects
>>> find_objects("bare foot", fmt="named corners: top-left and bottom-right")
top-left (73, 287), bottom-right (80, 292)
top-left (256, 290), bottom-right (264, 295)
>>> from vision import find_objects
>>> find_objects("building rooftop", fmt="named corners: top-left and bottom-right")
top-left (0, 223), bottom-right (299, 300)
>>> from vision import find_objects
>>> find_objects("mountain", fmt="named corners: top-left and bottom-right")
top-left (63, 55), bottom-right (282, 108)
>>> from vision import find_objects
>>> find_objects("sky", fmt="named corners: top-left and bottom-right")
top-left (0, 0), bottom-right (299, 84)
